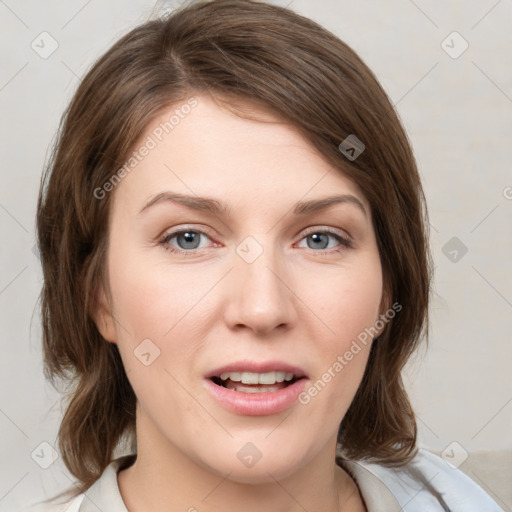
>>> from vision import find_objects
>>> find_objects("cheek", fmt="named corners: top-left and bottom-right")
top-left (108, 244), bottom-right (208, 340)
top-left (106, 249), bottom-right (205, 417)
top-left (312, 256), bottom-right (383, 346)
top-left (105, 245), bottom-right (216, 399)
top-left (299, 254), bottom-right (382, 411)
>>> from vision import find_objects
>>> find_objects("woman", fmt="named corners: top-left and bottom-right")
top-left (31, 0), bottom-right (503, 510)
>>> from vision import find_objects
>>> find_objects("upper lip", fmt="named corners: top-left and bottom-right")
top-left (206, 360), bottom-right (308, 379)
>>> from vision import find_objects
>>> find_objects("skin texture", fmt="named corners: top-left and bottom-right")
top-left (93, 93), bottom-right (387, 512)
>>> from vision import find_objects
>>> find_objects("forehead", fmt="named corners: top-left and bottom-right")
top-left (111, 94), bottom-right (368, 214)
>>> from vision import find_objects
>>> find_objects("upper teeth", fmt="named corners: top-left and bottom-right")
top-left (219, 371), bottom-right (295, 385)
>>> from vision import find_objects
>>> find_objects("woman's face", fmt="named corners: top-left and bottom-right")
top-left (95, 93), bottom-right (386, 482)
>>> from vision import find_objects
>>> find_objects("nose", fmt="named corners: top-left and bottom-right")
top-left (223, 242), bottom-right (297, 336)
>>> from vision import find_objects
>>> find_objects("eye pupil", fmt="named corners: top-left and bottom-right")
top-left (178, 231), bottom-right (200, 249)
top-left (308, 233), bottom-right (329, 250)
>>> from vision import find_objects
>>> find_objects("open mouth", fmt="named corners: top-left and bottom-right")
top-left (210, 371), bottom-right (301, 394)
top-left (204, 364), bottom-right (309, 415)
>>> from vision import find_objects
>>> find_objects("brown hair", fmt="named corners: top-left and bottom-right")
top-left (36, 0), bottom-right (432, 500)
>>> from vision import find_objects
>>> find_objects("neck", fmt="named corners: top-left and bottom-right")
top-left (117, 415), bottom-right (363, 512)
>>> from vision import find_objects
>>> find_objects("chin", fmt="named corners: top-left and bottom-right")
top-left (197, 445), bottom-right (307, 484)
top-left (218, 463), bottom-right (300, 485)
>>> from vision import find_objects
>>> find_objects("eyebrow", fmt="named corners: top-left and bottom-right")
top-left (138, 191), bottom-right (368, 219)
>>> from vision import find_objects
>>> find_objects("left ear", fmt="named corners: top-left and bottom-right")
top-left (374, 286), bottom-right (393, 338)
top-left (91, 280), bottom-right (118, 344)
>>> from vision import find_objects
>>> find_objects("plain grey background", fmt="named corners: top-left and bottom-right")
top-left (1, 0), bottom-right (511, 509)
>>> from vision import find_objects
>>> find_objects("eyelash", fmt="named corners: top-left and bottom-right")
top-left (158, 226), bottom-right (352, 257)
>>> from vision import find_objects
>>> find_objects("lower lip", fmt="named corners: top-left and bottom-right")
top-left (203, 378), bottom-right (308, 416)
